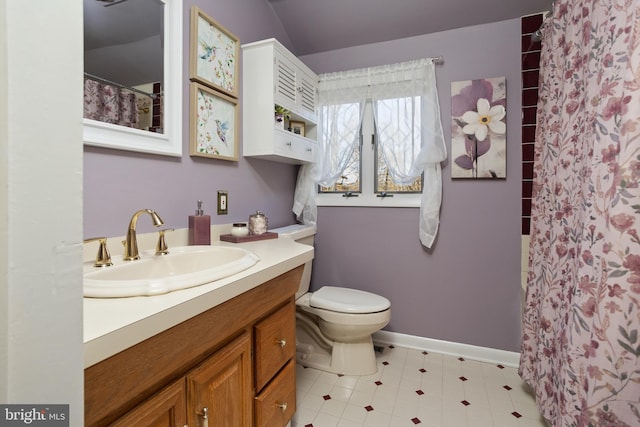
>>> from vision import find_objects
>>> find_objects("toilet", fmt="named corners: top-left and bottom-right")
top-left (271, 224), bottom-right (391, 375)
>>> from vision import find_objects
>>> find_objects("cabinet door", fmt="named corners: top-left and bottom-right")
top-left (111, 378), bottom-right (186, 427)
top-left (186, 332), bottom-right (252, 427)
top-left (274, 53), bottom-right (317, 122)
top-left (297, 71), bottom-right (317, 121)
top-left (274, 54), bottom-right (297, 109)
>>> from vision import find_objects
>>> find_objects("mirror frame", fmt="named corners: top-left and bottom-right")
top-left (83, 0), bottom-right (183, 157)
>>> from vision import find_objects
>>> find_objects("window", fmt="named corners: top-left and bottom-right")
top-left (317, 100), bottom-right (423, 207)
top-left (292, 58), bottom-right (446, 248)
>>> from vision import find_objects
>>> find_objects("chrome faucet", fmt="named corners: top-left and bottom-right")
top-left (123, 209), bottom-right (164, 261)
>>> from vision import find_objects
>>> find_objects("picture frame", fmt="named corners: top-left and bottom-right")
top-left (189, 6), bottom-right (239, 98)
top-left (190, 82), bottom-right (238, 161)
top-left (450, 76), bottom-right (507, 179)
top-left (289, 120), bottom-right (306, 137)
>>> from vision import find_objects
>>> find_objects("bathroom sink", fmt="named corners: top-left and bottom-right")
top-left (84, 245), bottom-right (260, 298)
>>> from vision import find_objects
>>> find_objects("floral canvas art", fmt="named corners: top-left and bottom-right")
top-left (190, 83), bottom-right (238, 160)
top-left (451, 77), bottom-right (506, 178)
top-left (189, 7), bottom-right (239, 98)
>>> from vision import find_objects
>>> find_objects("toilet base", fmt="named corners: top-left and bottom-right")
top-left (296, 335), bottom-right (378, 376)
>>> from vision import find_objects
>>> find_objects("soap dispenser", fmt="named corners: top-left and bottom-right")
top-left (189, 200), bottom-right (211, 245)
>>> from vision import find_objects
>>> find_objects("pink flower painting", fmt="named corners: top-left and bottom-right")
top-left (450, 77), bottom-right (506, 178)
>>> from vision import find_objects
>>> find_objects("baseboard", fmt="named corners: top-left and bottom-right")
top-left (372, 331), bottom-right (521, 368)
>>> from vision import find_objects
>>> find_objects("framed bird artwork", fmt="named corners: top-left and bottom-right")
top-left (189, 6), bottom-right (239, 98)
top-left (190, 82), bottom-right (238, 161)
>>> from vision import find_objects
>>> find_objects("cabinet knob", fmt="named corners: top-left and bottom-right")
top-left (197, 407), bottom-right (208, 427)
top-left (276, 401), bottom-right (288, 413)
top-left (285, 141), bottom-right (292, 146)
top-left (276, 339), bottom-right (286, 348)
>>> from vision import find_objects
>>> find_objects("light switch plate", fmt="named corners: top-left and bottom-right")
top-left (217, 191), bottom-right (228, 215)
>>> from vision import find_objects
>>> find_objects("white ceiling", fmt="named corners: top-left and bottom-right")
top-left (268, 0), bottom-right (554, 56)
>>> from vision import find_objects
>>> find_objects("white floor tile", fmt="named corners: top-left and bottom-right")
top-left (312, 412), bottom-right (340, 427)
top-left (340, 403), bottom-right (368, 424)
top-left (293, 345), bottom-right (545, 427)
top-left (336, 419), bottom-right (363, 427)
top-left (363, 409), bottom-right (393, 427)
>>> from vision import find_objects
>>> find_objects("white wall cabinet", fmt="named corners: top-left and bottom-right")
top-left (242, 38), bottom-right (318, 164)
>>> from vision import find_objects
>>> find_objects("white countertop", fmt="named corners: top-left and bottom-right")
top-left (84, 236), bottom-right (313, 368)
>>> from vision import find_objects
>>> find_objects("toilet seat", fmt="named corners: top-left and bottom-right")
top-left (310, 286), bottom-right (390, 314)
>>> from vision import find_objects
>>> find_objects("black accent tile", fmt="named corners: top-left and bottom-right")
top-left (521, 14), bottom-right (544, 34)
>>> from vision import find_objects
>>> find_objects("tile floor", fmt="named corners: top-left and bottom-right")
top-left (292, 345), bottom-right (549, 427)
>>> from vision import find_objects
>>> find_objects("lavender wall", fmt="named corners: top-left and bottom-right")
top-left (83, 4), bottom-right (524, 352)
top-left (300, 19), bottom-right (523, 352)
top-left (83, 0), bottom-right (298, 238)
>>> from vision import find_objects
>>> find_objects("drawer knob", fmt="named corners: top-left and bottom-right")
top-left (286, 141), bottom-right (292, 146)
top-left (276, 339), bottom-right (287, 348)
top-left (276, 401), bottom-right (288, 413)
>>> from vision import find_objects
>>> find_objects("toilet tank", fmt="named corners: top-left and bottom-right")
top-left (271, 224), bottom-right (316, 298)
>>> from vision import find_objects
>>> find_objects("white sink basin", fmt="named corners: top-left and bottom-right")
top-left (84, 245), bottom-right (259, 298)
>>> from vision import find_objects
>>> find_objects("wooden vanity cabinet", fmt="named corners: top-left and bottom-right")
top-left (85, 266), bottom-right (302, 427)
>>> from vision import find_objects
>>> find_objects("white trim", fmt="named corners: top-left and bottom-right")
top-left (372, 330), bottom-right (521, 368)
top-left (316, 193), bottom-right (421, 207)
top-left (83, 0), bottom-right (183, 157)
top-left (316, 102), bottom-right (423, 208)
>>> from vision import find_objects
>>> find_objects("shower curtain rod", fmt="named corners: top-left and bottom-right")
top-left (84, 72), bottom-right (158, 100)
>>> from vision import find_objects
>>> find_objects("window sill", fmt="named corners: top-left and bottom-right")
top-left (316, 194), bottom-right (421, 208)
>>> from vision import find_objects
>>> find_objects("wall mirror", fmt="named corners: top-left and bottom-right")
top-left (83, 0), bottom-right (183, 156)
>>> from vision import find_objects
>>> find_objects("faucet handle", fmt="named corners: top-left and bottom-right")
top-left (156, 228), bottom-right (174, 256)
top-left (83, 237), bottom-right (113, 268)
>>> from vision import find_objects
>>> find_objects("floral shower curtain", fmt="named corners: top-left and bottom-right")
top-left (519, 1), bottom-right (640, 426)
top-left (83, 78), bottom-right (138, 128)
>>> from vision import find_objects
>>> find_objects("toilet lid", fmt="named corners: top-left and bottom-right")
top-left (310, 286), bottom-right (391, 314)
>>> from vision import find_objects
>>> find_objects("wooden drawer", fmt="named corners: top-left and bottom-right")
top-left (254, 359), bottom-right (296, 427)
top-left (254, 302), bottom-right (295, 391)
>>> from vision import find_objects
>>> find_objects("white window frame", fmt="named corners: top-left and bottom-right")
top-left (316, 101), bottom-right (422, 208)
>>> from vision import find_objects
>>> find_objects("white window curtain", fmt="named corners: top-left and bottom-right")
top-left (293, 58), bottom-right (446, 248)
